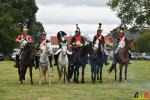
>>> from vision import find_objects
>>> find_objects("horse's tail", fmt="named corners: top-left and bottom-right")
top-left (42, 68), bottom-right (47, 76)
top-left (108, 64), bottom-right (116, 73)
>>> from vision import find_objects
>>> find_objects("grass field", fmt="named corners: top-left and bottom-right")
top-left (0, 60), bottom-right (150, 100)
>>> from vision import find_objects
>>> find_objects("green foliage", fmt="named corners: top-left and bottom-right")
top-left (107, 0), bottom-right (150, 33)
top-left (0, 0), bottom-right (43, 54)
top-left (108, 26), bottom-right (120, 40)
top-left (134, 31), bottom-right (150, 52)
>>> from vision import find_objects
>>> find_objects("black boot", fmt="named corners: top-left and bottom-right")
top-left (53, 55), bottom-right (58, 66)
top-left (49, 56), bottom-right (53, 67)
top-left (14, 55), bottom-right (19, 68)
top-left (35, 56), bottom-right (39, 69)
top-left (104, 54), bottom-right (109, 65)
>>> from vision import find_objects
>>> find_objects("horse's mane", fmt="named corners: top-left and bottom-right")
top-left (23, 42), bottom-right (32, 50)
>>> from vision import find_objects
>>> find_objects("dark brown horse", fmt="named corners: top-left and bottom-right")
top-left (108, 39), bottom-right (135, 82)
top-left (18, 42), bottom-right (36, 85)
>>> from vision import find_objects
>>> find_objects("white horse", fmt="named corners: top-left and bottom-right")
top-left (39, 42), bottom-right (53, 84)
top-left (57, 43), bottom-right (69, 84)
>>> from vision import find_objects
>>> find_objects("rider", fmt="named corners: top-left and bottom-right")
top-left (92, 23), bottom-right (109, 65)
top-left (53, 32), bottom-right (70, 66)
top-left (112, 27), bottom-right (131, 64)
top-left (14, 25), bottom-right (33, 68)
top-left (35, 29), bottom-right (53, 69)
top-left (70, 24), bottom-right (85, 57)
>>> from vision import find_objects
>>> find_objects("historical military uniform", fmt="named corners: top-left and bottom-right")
top-left (35, 29), bottom-right (53, 69)
top-left (112, 27), bottom-right (129, 64)
top-left (53, 31), bottom-right (70, 66)
top-left (93, 23), bottom-right (109, 65)
top-left (14, 25), bottom-right (33, 68)
top-left (69, 24), bottom-right (85, 65)
top-left (70, 24), bottom-right (85, 52)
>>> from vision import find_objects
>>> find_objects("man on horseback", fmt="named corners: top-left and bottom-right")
top-left (70, 24), bottom-right (85, 58)
top-left (53, 31), bottom-right (70, 66)
top-left (92, 23), bottom-right (109, 65)
top-left (14, 25), bottom-right (34, 68)
top-left (112, 27), bottom-right (131, 64)
top-left (35, 29), bottom-right (53, 69)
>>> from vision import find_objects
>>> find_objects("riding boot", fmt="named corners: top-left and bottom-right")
top-left (53, 55), bottom-right (58, 66)
top-left (14, 55), bottom-right (19, 68)
top-left (35, 56), bottom-right (39, 69)
top-left (48, 56), bottom-right (53, 67)
top-left (104, 54), bottom-right (109, 65)
top-left (112, 54), bottom-right (118, 64)
top-left (32, 58), bottom-right (35, 66)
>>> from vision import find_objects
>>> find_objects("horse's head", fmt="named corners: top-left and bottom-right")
top-left (61, 43), bottom-right (67, 56)
top-left (126, 39), bottom-right (135, 52)
top-left (45, 42), bottom-right (53, 55)
top-left (82, 42), bottom-right (97, 58)
top-left (24, 42), bottom-right (37, 57)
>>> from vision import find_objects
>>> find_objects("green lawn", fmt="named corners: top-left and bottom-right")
top-left (0, 60), bottom-right (150, 100)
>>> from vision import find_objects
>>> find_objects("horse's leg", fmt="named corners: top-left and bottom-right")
top-left (76, 66), bottom-right (79, 83)
top-left (48, 64), bottom-right (51, 84)
top-left (93, 63), bottom-right (97, 84)
top-left (124, 64), bottom-right (128, 82)
top-left (29, 66), bottom-right (33, 84)
top-left (65, 65), bottom-right (68, 84)
top-left (81, 65), bottom-right (85, 83)
top-left (18, 66), bottom-right (21, 81)
top-left (23, 67), bottom-right (27, 82)
top-left (99, 64), bottom-right (103, 83)
top-left (97, 65), bottom-right (99, 80)
top-left (20, 66), bottom-right (24, 85)
top-left (114, 66), bottom-right (117, 81)
top-left (39, 66), bottom-right (42, 84)
top-left (119, 64), bottom-right (123, 82)
top-left (73, 66), bottom-right (77, 83)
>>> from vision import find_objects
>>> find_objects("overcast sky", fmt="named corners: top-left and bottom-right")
top-left (35, 0), bottom-right (121, 40)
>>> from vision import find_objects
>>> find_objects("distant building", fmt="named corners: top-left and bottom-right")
top-left (50, 36), bottom-right (72, 52)
top-left (104, 35), bottom-right (116, 46)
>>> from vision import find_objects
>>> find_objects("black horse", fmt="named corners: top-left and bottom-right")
top-left (18, 42), bottom-right (36, 85)
top-left (73, 42), bottom-right (96, 83)
top-left (108, 39), bottom-right (135, 82)
top-left (90, 41), bottom-right (104, 83)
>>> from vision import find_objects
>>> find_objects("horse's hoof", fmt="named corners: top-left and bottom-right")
top-left (81, 81), bottom-right (85, 83)
top-left (100, 81), bottom-right (103, 83)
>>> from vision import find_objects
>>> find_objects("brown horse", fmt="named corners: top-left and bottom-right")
top-left (18, 42), bottom-right (36, 85)
top-left (108, 39), bottom-right (135, 82)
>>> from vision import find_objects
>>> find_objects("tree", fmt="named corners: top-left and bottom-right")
top-left (107, 0), bottom-right (150, 33)
top-left (108, 26), bottom-right (120, 40)
top-left (134, 31), bottom-right (150, 52)
top-left (0, 0), bottom-right (43, 54)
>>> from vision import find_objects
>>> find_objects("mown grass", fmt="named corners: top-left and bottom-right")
top-left (0, 60), bottom-right (150, 100)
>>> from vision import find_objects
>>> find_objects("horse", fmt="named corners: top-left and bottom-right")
top-left (91, 41), bottom-right (104, 83)
top-left (108, 39), bottom-right (135, 82)
top-left (73, 42), bottom-right (96, 83)
top-left (38, 42), bottom-right (53, 84)
top-left (18, 42), bottom-right (36, 85)
top-left (57, 43), bottom-right (69, 84)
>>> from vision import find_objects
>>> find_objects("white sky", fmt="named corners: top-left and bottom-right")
top-left (35, 0), bottom-right (121, 40)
